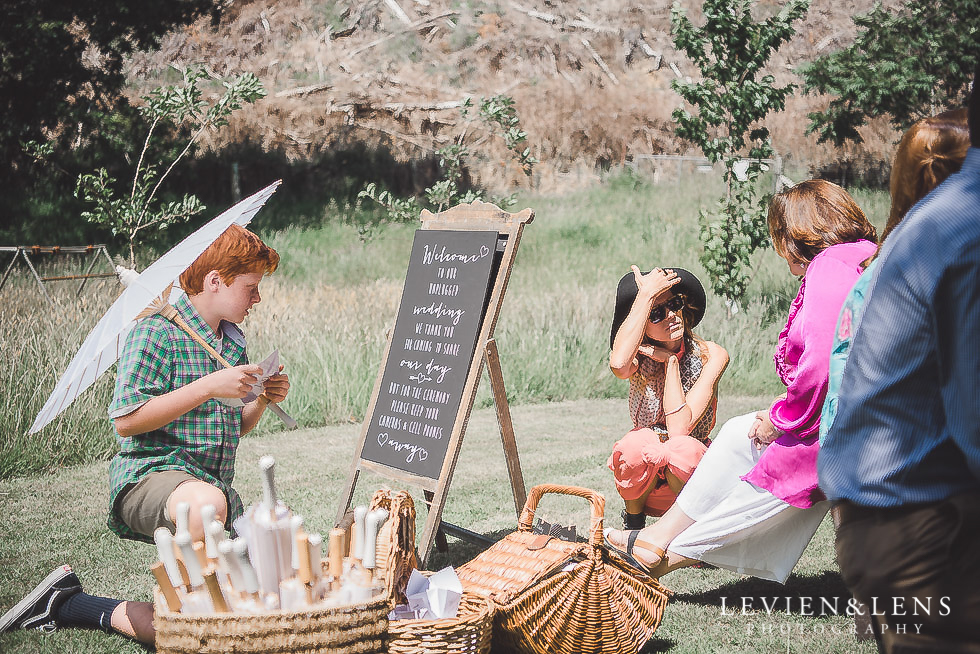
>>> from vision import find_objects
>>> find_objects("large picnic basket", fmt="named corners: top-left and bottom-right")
top-left (455, 483), bottom-right (672, 654)
top-left (152, 589), bottom-right (389, 654)
top-left (370, 489), bottom-right (496, 654)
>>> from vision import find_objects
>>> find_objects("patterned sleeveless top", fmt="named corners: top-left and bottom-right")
top-left (627, 339), bottom-right (716, 445)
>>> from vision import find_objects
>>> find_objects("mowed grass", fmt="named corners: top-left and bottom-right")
top-left (0, 174), bottom-right (890, 652)
top-left (0, 396), bottom-right (877, 654)
top-left (0, 173), bottom-right (889, 480)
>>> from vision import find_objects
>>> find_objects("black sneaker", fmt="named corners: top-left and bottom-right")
top-left (0, 565), bottom-right (82, 634)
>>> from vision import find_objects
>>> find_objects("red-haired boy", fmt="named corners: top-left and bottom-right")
top-left (0, 225), bottom-right (289, 644)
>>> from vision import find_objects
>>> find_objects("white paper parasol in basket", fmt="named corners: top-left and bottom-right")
top-left (245, 455), bottom-right (293, 599)
top-left (29, 180), bottom-right (288, 435)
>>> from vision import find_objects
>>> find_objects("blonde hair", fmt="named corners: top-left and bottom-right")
top-left (884, 109), bottom-right (969, 244)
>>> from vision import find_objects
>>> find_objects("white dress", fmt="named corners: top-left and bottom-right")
top-left (668, 412), bottom-right (830, 583)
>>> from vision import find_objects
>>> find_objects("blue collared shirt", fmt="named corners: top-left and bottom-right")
top-left (818, 147), bottom-right (980, 506)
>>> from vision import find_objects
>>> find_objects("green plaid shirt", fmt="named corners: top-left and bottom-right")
top-left (107, 294), bottom-right (248, 541)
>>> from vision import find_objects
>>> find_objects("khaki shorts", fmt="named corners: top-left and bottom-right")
top-left (115, 470), bottom-right (197, 538)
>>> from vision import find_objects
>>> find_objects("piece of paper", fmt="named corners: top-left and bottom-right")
top-left (426, 566), bottom-right (462, 618)
top-left (216, 349), bottom-right (280, 406)
top-left (392, 567), bottom-right (462, 620)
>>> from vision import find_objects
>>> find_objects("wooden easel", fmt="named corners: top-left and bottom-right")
top-left (337, 200), bottom-right (532, 566)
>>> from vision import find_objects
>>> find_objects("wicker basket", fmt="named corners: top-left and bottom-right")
top-left (367, 489), bottom-right (494, 654)
top-left (388, 590), bottom-right (495, 654)
top-left (153, 589), bottom-right (389, 654)
top-left (455, 484), bottom-right (672, 654)
top-left (369, 489), bottom-right (419, 605)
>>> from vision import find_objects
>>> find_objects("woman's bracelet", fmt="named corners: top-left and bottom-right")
top-left (664, 402), bottom-right (687, 416)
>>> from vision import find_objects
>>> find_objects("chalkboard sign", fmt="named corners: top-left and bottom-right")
top-left (358, 229), bottom-right (500, 480)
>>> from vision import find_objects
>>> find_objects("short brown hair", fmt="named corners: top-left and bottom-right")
top-left (767, 179), bottom-right (877, 265)
top-left (179, 224), bottom-right (279, 295)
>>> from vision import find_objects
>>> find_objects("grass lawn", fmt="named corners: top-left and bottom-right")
top-left (0, 395), bottom-right (877, 654)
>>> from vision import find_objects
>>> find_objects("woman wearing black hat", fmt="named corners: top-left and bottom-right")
top-left (607, 265), bottom-right (729, 531)
top-left (605, 180), bottom-right (877, 584)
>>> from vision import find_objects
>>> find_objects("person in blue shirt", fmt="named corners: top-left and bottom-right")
top-left (819, 108), bottom-right (969, 446)
top-left (818, 63), bottom-right (980, 654)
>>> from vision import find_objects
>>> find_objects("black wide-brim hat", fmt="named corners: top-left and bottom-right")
top-left (610, 267), bottom-right (707, 348)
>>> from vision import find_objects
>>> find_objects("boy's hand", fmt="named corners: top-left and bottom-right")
top-left (208, 364), bottom-right (262, 398)
top-left (262, 366), bottom-right (290, 403)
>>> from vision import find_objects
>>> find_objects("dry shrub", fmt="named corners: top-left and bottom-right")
top-left (123, 0), bottom-right (909, 193)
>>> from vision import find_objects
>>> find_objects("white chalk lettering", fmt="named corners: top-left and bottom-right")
top-left (425, 359), bottom-right (452, 383)
top-left (422, 424), bottom-right (444, 439)
top-left (427, 282), bottom-right (460, 297)
top-left (376, 432), bottom-right (428, 463)
top-left (377, 415), bottom-right (402, 430)
top-left (390, 399), bottom-right (411, 415)
top-left (422, 388), bottom-right (451, 404)
top-left (422, 243), bottom-right (491, 265)
top-left (412, 302), bottom-right (465, 326)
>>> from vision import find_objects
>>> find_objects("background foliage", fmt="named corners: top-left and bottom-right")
top-left (75, 68), bottom-right (266, 267)
top-left (0, 0), bottom-right (221, 246)
top-left (671, 0), bottom-right (809, 308)
top-left (801, 0), bottom-right (979, 146)
top-left (0, 0), bottom-right (218, 171)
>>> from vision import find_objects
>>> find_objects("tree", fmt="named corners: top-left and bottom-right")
top-left (359, 95), bottom-right (537, 222)
top-left (74, 68), bottom-right (266, 268)
top-left (671, 0), bottom-right (809, 309)
top-left (0, 1), bottom-right (219, 182)
top-left (801, 0), bottom-right (979, 146)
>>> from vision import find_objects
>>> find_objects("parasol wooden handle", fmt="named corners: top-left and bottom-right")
top-left (151, 562), bottom-right (183, 613)
top-left (328, 528), bottom-right (344, 592)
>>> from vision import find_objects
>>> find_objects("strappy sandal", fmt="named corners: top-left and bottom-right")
top-left (602, 528), bottom-right (666, 576)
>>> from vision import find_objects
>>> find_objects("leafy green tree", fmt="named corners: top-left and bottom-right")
top-left (801, 0), bottom-right (979, 146)
top-left (359, 95), bottom-right (536, 221)
top-left (0, 1), bottom-right (220, 177)
top-left (74, 69), bottom-right (266, 267)
top-left (672, 0), bottom-right (809, 310)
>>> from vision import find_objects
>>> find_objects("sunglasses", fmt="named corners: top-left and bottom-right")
top-left (649, 295), bottom-right (686, 324)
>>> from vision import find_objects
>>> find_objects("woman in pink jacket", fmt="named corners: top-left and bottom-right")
top-left (605, 180), bottom-right (877, 583)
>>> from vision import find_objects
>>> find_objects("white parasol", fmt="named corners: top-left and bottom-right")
top-left (28, 181), bottom-right (283, 434)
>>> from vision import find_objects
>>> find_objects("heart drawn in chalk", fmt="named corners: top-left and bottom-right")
top-left (377, 432), bottom-right (389, 447)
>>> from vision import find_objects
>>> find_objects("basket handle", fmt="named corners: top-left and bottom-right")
top-left (517, 484), bottom-right (605, 547)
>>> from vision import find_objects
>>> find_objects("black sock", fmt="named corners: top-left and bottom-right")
top-left (621, 510), bottom-right (646, 530)
top-left (55, 592), bottom-right (124, 633)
